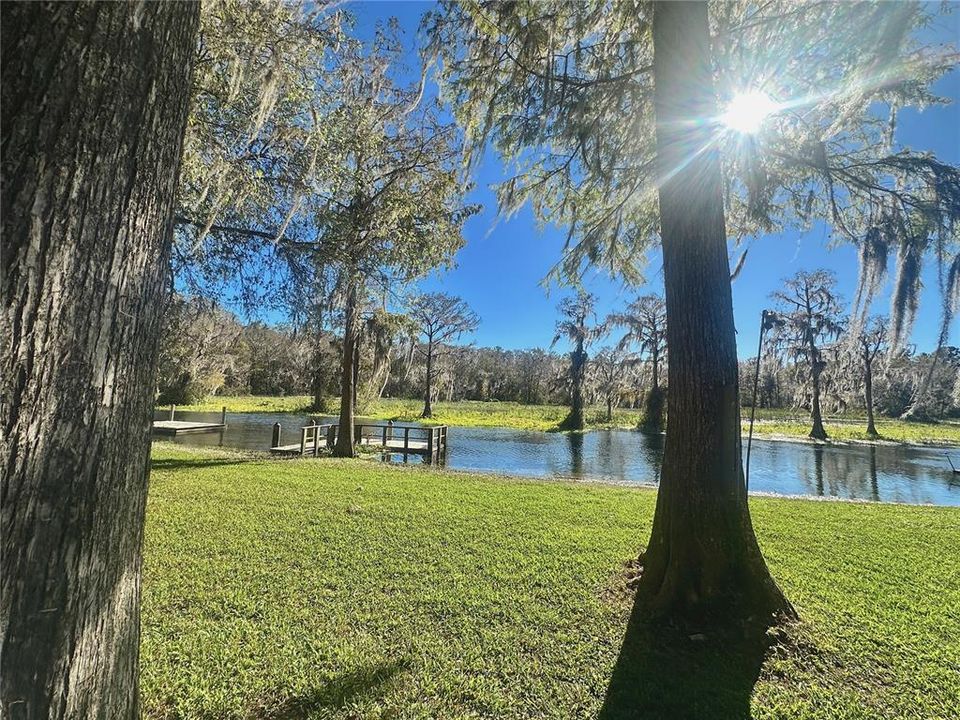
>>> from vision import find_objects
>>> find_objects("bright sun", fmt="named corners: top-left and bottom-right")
top-left (721, 90), bottom-right (779, 134)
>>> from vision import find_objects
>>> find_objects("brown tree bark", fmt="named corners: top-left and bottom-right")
top-left (864, 353), bottom-right (878, 437)
top-left (334, 274), bottom-right (359, 457)
top-left (1, 2), bottom-right (199, 717)
top-left (422, 335), bottom-right (434, 418)
top-left (634, 0), bottom-right (793, 626)
top-left (563, 341), bottom-right (587, 430)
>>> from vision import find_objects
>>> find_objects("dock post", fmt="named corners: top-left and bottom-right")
top-left (169, 404), bottom-right (175, 421)
top-left (300, 427), bottom-right (307, 455)
top-left (221, 406), bottom-right (227, 427)
top-left (382, 425), bottom-right (388, 447)
top-left (272, 423), bottom-right (281, 448)
top-left (427, 428), bottom-right (434, 462)
top-left (313, 426), bottom-right (320, 456)
top-left (404, 427), bottom-right (410, 454)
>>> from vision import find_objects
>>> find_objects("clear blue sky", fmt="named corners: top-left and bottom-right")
top-left (352, 1), bottom-right (959, 358)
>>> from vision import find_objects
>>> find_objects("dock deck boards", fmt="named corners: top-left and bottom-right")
top-left (152, 420), bottom-right (226, 436)
top-left (270, 436), bottom-right (431, 455)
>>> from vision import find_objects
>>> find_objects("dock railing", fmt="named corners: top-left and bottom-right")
top-left (271, 421), bottom-right (447, 461)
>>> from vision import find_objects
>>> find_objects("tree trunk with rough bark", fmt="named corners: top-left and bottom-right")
top-left (564, 342), bottom-right (587, 430)
top-left (809, 360), bottom-right (828, 440)
top-left (864, 354), bottom-right (878, 437)
top-left (422, 334), bottom-right (434, 418)
top-left (634, 0), bottom-right (793, 627)
top-left (1, 3), bottom-right (199, 717)
top-left (334, 274), bottom-right (359, 457)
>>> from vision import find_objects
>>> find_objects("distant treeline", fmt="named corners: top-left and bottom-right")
top-left (157, 294), bottom-right (959, 421)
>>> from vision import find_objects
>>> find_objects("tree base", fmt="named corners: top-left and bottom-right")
top-left (331, 441), bottom-right (356, 458)
top-left (631, 543), bottom-right (796, 633)
top-left (558, 409), bottom-right (585, 431)
top-left (640, 387), bottom-right (666, 433)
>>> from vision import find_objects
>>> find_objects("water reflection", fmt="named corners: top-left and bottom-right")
top-left (155, 410), bottom-right (960, 506)
top-left (568, 432), bottom-right (584, 477)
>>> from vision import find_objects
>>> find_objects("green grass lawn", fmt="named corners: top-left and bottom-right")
top-left (748, 417), bottom-right (960, 445)
top-left (161, 395), bottom-right (960, 444)
top-left (141, 444), bottom-right (960, 719)
top-left (159, 395), bottom-right (644, 431)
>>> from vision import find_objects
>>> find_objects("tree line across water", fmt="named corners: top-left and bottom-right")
top-left (158, 268), bottom-right (960, 439)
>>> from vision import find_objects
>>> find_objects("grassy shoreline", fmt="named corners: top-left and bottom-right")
top-left (159, 395), bottom-right (960, 445)
top-left (142, 444), bottom-right (960, 719)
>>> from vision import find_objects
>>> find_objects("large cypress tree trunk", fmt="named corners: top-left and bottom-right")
top-left (565, 342), bottom-right (587, 430)
top-left (334, 274), bottom-right (358, 457)
top-left (809, 359), bottom-right (828, 439)
top-left (1, 3), bottom-right (199, 717)
top-left (635, 0), bottom-right (792, 626)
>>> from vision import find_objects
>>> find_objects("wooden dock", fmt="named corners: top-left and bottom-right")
top-left (152, 405), bottom-right (227, 436)
top-left (269, 422), bottom-right (447, 462)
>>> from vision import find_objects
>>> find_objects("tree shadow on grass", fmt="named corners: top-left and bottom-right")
top-left (150, 457), bottom-right (254, 472)
top-left (598, 600), bottom-right (777, 720)
top-left (258, 659), bottom-right (408, 719)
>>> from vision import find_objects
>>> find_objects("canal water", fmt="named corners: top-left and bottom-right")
top-left (154, 410), bottom-right (960, 507)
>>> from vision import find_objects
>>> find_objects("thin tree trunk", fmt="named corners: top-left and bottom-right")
top-left (634, 0), bottom-right (792, 626)
top-left (352, 325), bottom-right (360, 410)
top-left (809, 362), bottom-right (828, 440)
top-left (334, 274), bottom-right (359, 457)
top-left (864, 355), bottom-right (878, 437)
top-left (422, 338), bottom-right (434, 418)
top-left (1, 3), bottom-right (199, 717)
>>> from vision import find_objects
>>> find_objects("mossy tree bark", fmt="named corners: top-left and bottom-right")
top-left (563, 341), bottom-right (587, 430)
top-left (334, 273), bottom-right (360, 457)
top-left (864, 349), bottom-right (878, 438)
top-left (809, 354), bottom-right (828, 440)
top-left (635, 0), bottom-right (793, 627)
top-left (1, 2), bottom-right (199, 717)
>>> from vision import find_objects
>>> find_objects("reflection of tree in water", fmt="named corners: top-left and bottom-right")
top-left (813, 444), bottom-right (824, 496)
top-left (639, 431), bottom-right (665, 484)
top-left (796, 443), bottom-right (952, 502)
top-left (596, 431), bottom-right (630, 482)
top-left (567, 431), bottom-right (584, 477)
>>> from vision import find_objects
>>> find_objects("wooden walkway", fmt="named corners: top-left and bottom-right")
top-left (269, 422), bottom-right (447, 461)
top-left (152, 420), bottom-right (226, 436)
top-left (152, 405), bottom-right (226, 436)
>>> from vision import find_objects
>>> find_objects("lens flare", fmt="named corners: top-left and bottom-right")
top-left (721, 90), bottom-right (779, 134)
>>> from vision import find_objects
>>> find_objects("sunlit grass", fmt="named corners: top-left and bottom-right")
top-left (141, 444), bottom-right (960, 719)
top-left (747, 418), bottom-right (960, 445)
top-left (160, 396), bottom-right (644, 431)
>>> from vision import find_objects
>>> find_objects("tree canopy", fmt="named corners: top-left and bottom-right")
top-left (427, 1), bottom-right (959, 340)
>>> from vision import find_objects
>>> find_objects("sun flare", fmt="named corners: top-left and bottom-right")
top-left (721, 90), bottom-right (779, 134)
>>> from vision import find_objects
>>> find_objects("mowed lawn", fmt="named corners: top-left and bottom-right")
top-left (141, 445), bottom-right (960, 719)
